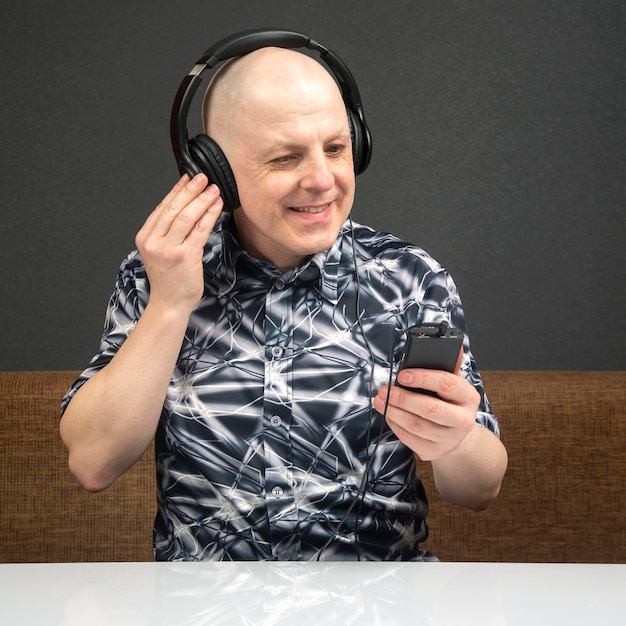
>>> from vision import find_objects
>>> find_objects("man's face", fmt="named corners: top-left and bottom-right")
top-left (222, 66), bottom-right (356, 273)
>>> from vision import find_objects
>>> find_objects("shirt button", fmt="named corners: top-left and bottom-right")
top-left (271, 346), bottom-right (283, 358)
top-left (270, 415), bottom-right (282, 428)
top-left (271, 486), bottom-right (284, 498)
top-left (279, 550), bottom-right (291, 561)
top-left (275, 279), bottom-right (286, 290)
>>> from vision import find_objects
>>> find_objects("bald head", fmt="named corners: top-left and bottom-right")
top-left (202, 47), bottom-right (346, 147)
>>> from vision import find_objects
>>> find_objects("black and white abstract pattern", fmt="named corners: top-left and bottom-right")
top-left (63, 214), bottom-right (499, 561)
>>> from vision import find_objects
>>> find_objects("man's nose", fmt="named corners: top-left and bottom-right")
top-left (300, 152), bottom-right (335, 191)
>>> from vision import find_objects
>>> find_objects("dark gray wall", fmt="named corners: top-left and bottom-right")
top-left (2, 1), bottom-right (624, 371)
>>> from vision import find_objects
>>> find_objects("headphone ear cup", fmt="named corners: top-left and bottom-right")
top-left (347, 108), bottom-right (366, 175)
top-left (187, 134), bottom-right (240, 211)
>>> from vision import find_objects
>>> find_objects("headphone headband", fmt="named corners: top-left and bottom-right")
top-left (197, 29), bottom-right (318, 65)
top-left (170, 28), bottom-right (372, 211)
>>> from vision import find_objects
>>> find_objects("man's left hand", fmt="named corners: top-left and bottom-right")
top-left (373, 358), bottom-right (480, 462)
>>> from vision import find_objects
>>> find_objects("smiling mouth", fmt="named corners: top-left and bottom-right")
top-left (290, 205), bottom-right (328, 214)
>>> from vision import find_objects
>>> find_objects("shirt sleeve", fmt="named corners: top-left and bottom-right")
top-left (61, 251), bottom-right (149, 414)
top-left (419, 267), bottom-right (500, 438)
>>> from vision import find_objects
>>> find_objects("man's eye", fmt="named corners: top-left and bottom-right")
top-left (272, 155), bottom-right (296, 166)
top-left (327, 144), bottom-right (346, 155)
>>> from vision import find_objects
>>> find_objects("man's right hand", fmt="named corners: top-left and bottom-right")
top-left (60, 173), bottom-right (224, 492)
top-left (135, 173), bottom-right (224, 315)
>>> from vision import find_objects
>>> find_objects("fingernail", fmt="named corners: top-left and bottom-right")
top-left (203, 184), bottom-right (220, 196)
top-left (398, 371), bottom-right (413, 385)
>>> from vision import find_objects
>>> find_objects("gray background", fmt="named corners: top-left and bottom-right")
top-left (2, 1), bottom-right (624, 371)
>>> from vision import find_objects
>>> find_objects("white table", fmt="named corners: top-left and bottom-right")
top-left (1, 561), bottom-right (624, 625)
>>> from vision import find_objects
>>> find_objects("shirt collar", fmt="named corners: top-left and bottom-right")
top-left (204, 213), bottom-right (352, 303)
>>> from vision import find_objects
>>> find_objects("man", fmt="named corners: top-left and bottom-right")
top-left (61, 45), bottom-right (507, 561)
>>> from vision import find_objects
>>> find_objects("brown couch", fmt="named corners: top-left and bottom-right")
top-left (1, 370), bottom-right (624, 563)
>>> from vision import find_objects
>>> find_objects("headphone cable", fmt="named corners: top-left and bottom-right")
top-left (314, 217), bottom-right (401, 561)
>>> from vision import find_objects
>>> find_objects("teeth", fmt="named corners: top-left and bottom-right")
top-left (292, 206), bottom-right (326, 213)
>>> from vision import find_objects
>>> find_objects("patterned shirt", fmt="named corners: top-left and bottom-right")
top-left (62, 214), bottom-right (499, 561)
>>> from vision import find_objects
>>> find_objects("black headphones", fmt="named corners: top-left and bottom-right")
top-left (170, 28), bottom-right (373, 212)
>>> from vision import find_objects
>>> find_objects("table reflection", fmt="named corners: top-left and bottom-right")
top-left (60, 561), bottom-right (506, 625)
top-left (7, 561), bottom-right (623, 625)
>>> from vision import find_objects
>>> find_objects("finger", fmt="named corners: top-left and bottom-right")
top-left (396, 367), bottom-right (468, 405)
top-left (386, 417), bottom-right (441, 461)
top-left (377, 383), bottom-right (464, 429)
top-left (162, 173), bottom-right (194, 207)
top-left (453, 346), bottom-right (464, 375)
top-left (151, 174), bottom-right (212, 238)
top-left (164, 183), bottom-right (222, 244)
top-left (183, 193), bottom-right (224, 247)
top-left (141, 174), bottom-right (192, 233)
top-left (382, 387), bottom-right (470, 462)
top-left (383, 394), bottom-right (445, 451)
top-left (136, 177), bottom-right (221, 253)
